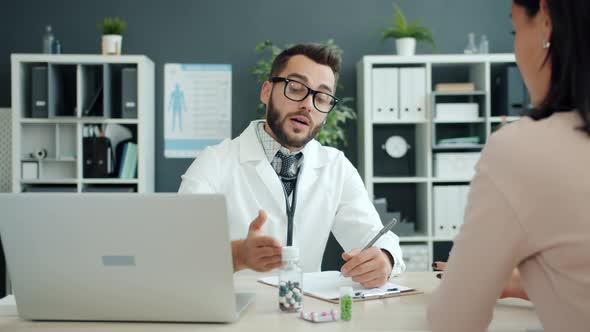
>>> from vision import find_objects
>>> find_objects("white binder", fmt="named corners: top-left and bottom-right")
top-left (399, 67), bottom-right (427, 121)
top-left (372, 67), bottom-right (399, 123)
top-left (433, 186), bottom-right (451, 238)
top-left (446, 185), bottom-right (471, 238)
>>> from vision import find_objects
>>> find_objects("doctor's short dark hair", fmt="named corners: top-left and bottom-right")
top-left (269, 43), bottom-right (342, 83)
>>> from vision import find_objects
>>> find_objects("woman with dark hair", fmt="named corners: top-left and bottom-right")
top-left (427, 0), bottom-right (590, 330)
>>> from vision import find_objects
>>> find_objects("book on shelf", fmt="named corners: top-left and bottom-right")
top-left (118, 142), bottom-right (137, 179)
top-left (435, 83), bottom-right (476, 92)
top-left (437, 136), bottom-right (481, 145)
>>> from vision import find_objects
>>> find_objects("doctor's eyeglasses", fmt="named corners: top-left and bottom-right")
top-left (270, 77), bottom-right (339, 114)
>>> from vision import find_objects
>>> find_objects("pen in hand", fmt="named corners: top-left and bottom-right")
top-left (340, 217), bottom-right (398, 278)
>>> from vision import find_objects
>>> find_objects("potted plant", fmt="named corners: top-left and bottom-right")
top-left (381, 4), bottom-right (435, 56)
top-left (251, 40), bottom-right (356, 149)
top-left (99, 17), bottom-right (126, 55)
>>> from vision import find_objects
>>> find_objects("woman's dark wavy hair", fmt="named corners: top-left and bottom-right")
top-left (514, 0), bottom-right (590, 135)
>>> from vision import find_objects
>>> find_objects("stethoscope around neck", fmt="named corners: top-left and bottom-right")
top-left (280, 169), bottom-right (300, 247)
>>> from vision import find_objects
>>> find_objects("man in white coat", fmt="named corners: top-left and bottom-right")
top-left (179, 43), bottom-right (405, 287)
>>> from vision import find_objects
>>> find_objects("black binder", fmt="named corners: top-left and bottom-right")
top-left (31, 66), bottom-right (48, 118)
top-left (83, 137), bottom-right (113, 178)
top-left (492, 65), bottom-right (530, 116)
top-left (121, 68), bottom-right (137, 118)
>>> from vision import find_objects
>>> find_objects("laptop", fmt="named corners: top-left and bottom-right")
top-left (0, 193), bottom-right (254, 323)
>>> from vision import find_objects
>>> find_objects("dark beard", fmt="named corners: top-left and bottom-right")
top-left (266, 95), bottom-right (323, 148)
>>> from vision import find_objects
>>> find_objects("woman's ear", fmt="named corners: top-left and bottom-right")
top-left (539, 0), bottom-right (553, 43)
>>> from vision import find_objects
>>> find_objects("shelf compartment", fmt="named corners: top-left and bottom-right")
top-left (48, 64), bottom-right (77, 117)
top-left (373, 183), bottom-right (428, 237)
top-left (56, 123), bottom-right (77, 160)
top-left (433, 241), bottom-right (454, 263)
top-left (21, 123), bottom-right (57, 160)
top-left (79, 65), bottom-right (104, 117)
top-left (400, 242), bottom-right (430, 272)
top-left (39, 160), bottom-right (77, 180)
top-left (490, 62), bottom-right (530, 117)
top-left (431, 62), bottom-right (487, 92)
top-left (373, 123), bottom-right (429, 177)
top-left (372, 177), bottom-right (429, 183)
top-left (21, 183), bottom-right (78, 193)
top-left (81, 183), bottom-right (137, 193)
top-left (433, 122), bottom-right (487, 148)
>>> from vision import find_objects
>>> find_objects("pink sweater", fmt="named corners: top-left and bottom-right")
top-left (428, 112), bottom-right (590, 331)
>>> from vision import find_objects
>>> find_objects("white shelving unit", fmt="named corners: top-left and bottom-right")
top-left (11, 54), bottom-right (155, 193)
top-left (357, 54), bottom-right (523, 271)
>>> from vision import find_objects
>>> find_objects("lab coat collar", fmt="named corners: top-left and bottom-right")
top-left (238, 120), bottom-right (330, 212)
top-left (238, 120), bottom-right (329, 169)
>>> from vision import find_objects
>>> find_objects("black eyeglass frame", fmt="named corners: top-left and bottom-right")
top-left (269, 77), bottom-right (339, 114)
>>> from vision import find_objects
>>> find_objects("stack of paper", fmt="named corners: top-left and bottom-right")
top-left (259, 271), bottom-right (418, 303)
top-left (435, 82), bottom-right (476, 92)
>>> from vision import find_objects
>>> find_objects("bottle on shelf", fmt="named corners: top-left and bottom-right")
top-left (463, 32), bottom-right (478, 54)
top-left (479, 35), bottom-right (489, 54)
top-left (42, 25), bottom-right (55, 54)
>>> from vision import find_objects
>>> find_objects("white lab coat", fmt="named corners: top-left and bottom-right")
top-left (179, 121), bottom-right (405, 275)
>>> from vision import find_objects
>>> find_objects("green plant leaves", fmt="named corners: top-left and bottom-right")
top-left (99, 17), bottom-right (127, 35)
top-left (381, 4), bottom-right (435, 49)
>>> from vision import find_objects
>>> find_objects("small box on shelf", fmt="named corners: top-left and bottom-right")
top-left (21, 161), bottom-right (39, 180)
top-left (435, 103), bottom-right (480, 122)
top-left (433, 152), bottom-right (480, 179)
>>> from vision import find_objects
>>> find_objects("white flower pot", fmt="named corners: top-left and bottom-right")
top-left (102, 34), bottom-right (123, 55)
top-left (396, 38), bottom-right (416, 56)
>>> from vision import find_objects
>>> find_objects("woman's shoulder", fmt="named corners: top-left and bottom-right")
top-left (488, 112), bottom-right (582, 147)
top-left (479, 111), bottom-right (584, 176)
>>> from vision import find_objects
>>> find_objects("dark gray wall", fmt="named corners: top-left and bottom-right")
top-left (0, 0), bottom-right (513, 192)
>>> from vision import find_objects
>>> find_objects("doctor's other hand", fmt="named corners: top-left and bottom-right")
top-left (432, 261), bottom-right (529, 300)
top-left (232, 210), bottom-right (282, 273)
top-left (340, 247), bottom-right (393, 288)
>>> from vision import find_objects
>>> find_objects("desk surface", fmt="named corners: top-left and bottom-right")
top-left (0, 272), bottom-right (542, 332)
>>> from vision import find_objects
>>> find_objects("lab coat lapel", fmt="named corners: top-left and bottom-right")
top-left (238, 121), bottom-right (286, 211)
top-left (293, 140), bottom-right (328, 216)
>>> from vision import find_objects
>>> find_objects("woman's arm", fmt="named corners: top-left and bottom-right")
top-left (427, 171), bottom-right (529, 332)
top-left (433, 262), bottom-right (529, 300)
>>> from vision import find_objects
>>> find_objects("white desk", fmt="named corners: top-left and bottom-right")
top-left (0, 272), bottom-right (542, 331)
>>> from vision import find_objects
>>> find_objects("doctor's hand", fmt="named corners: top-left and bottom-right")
top-left (432, 261), bottom-right (529, 300)
top-left (231, 210), bottom-right (282, 273)
top-left (340, 247), bottom-right (393, 288)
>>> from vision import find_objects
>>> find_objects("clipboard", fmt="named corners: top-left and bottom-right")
top-left (258, 271), bottom-right (422, 304)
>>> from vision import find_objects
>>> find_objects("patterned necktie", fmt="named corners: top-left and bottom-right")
top-left (276, 150), bottom-right (299, 196)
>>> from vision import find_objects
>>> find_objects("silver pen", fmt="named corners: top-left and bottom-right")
top-left (340, 217), bottom-right (398, 277)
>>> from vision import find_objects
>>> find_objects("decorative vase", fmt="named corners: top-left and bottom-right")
top-left (395, 38), bottom-right (416, 56)
top-left (101, 35), bottom-right (122, 55)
